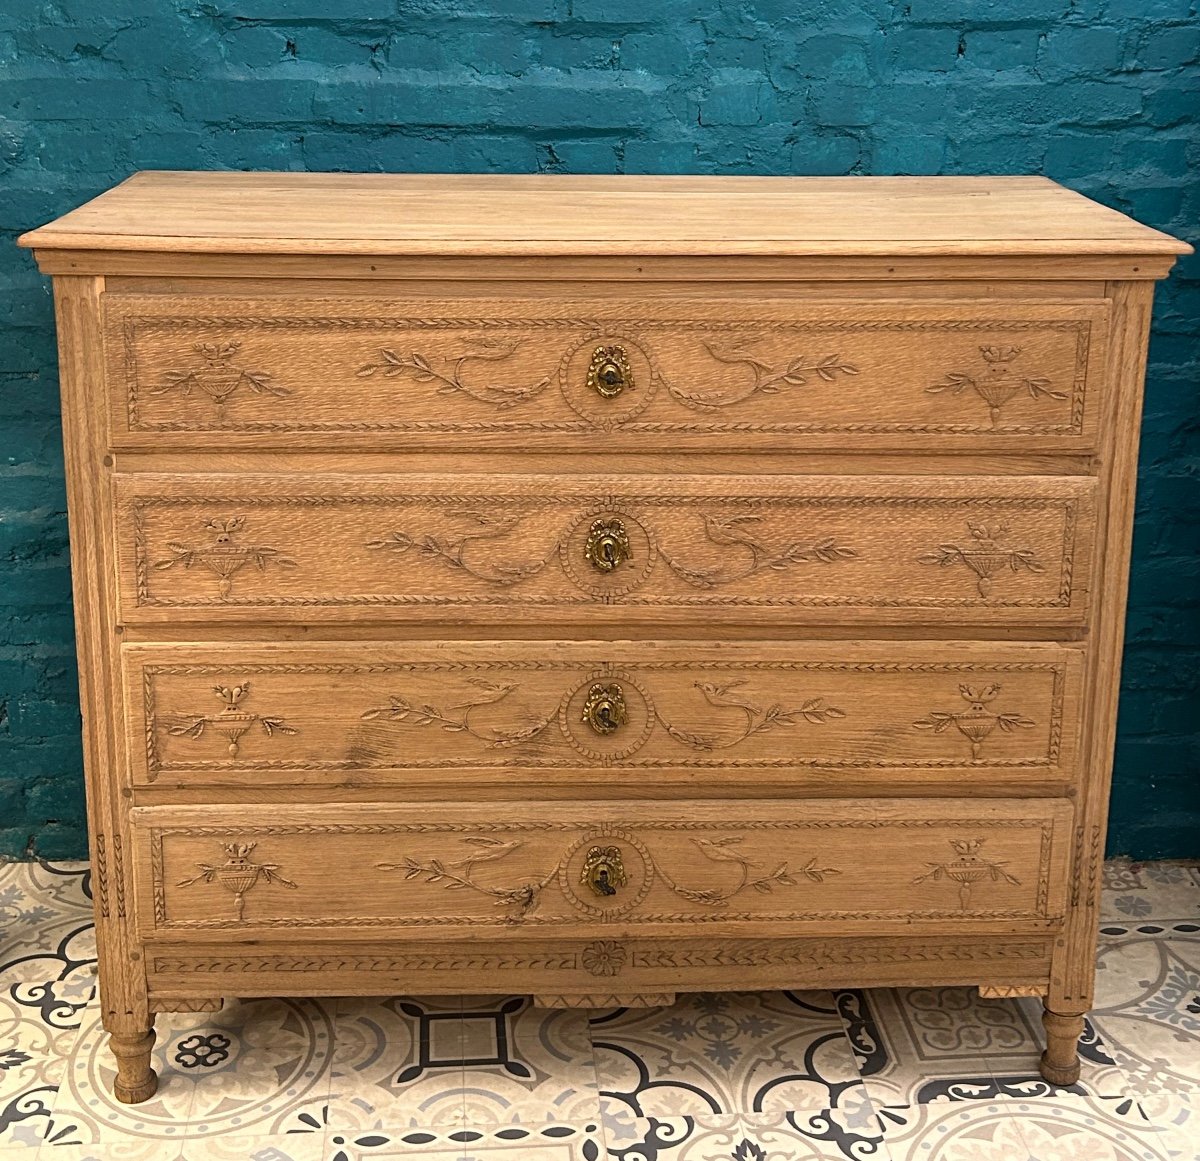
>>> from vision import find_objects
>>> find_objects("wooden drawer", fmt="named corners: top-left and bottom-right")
top-left (123, 640), bottom-right (1083, 791)
top-left (103, 293), bottom-right (1108, 451)
top-left (130, 798), bottom-right (1073, 939)
top-left (115, 472), bottom-right (1095, 627)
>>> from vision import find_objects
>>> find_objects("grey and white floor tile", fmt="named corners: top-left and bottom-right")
top-left (1090, 917), bottom-right (1200, 1097)
top-left (2, 857), bottom-right (1199, 1159)
top-left (1103, 859), bottom-right (1200, 924)
top-left (592, 990), bottom-right (870, 1128)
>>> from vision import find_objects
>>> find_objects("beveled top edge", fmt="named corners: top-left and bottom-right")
top-left (18, 171), bottom-right (1193, 259)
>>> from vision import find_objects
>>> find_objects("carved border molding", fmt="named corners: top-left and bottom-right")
top-left (147, 816), bottom-right (1056, 931)
top-left (139, 659), bottom-right (1068, 777)
top-left (94, 833), bottom-right (109, 919)
top-left (130, 494), bottom-right (1081, 610)
top-left (117, 313), bottom-right (1091, 436)
top-left (150, 938), bottom-right (1051, 976)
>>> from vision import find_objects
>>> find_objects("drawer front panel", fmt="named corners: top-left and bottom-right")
top-left (116, 473), bottom-right (1095, 627)
top-left (123, 640), bottom-right (1082, 789)
top-left (131, 798), bottom-right (1073, 938)
top-left (104, 294), bottom-right (1107, 450)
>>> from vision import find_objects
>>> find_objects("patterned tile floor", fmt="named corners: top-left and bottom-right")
top-left (1, 857), bottom-right (1197, 1160)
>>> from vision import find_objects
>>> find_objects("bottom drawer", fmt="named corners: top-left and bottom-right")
top-left (132, 798), bottom-right (1072, 939)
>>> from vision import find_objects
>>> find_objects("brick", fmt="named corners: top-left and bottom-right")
top-left (700, 77), bottom-right (773, 126)
top-left (0, 78), bottom-right (151, 120)
top-left (1038, 26), bottom-right (1125, 77)
top-left (1143, 79), bottom-right (1200, 127)
top-left (874, 134), bottom-right (947, 175)
top-left (490, 72), bottom-right (665, 128)
top-left (963, 28), bottom-right (1041, 70)
top-left (1118, 135), bottom-right (1191, 179)
top-left (774, 34), bottom-right (873, 83)
top-left (810, 83), bottom-right (874, 127)
top-left (175, 77), bottom-right (317, 123)
top-left (620, 29), bottom-right (707, 74)
top-left (908, 0), bottom-right (1071, 21)
top-left (533, 137), bottom-right (624, 173)
top-left (205, 0), bottom-right (401, 17)
top-left (955, 131), bottom-right (1047, 172)
top-left (788, 134), bottom-right (863, 175)
top-left (312, 74), bottom-right (503, 126)
top-left (885, 27), bottom-right (962, 72)
top-left (622, 138), bottom-right (701, 172)
top-left (1103, 0), bottom-right (1195, 19)
top-left (569, 0), bottom-right (706, 23)
top-left (1139, 25), bottom-right (1200, 69)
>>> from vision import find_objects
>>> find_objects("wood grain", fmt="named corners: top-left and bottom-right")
top-left (129, 797), bottom-right (1072, 939)
top-left (120, 639), bottom-right (1082, 791)
top-left (19, 173), bottom-right (1191, 257)
top-left (113, 472), bottom-right (1096, 627)
top-left (27, 173), bottom-right (1187, 1101)
top-left (102, 292), bottom-right (1108, 451)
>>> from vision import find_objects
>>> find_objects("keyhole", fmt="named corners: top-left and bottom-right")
top-left (602, 364), bottom-right (621, 386)
top-left (594, 868), bottom-right (616, 896)
top-left (602, 539), bottom-right (617, 566)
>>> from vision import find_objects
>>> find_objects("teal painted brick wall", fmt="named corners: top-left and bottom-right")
top-left (0, 0), bottom-right (1196, 859)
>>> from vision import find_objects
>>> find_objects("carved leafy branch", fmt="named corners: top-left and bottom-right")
top-left (662, 836), bottom-right (839, 906)
top-left (377, 837), bottom-right (553, 917)
top-left (355, 344), bottom-right (551, 409)
top-left (666, 343), bottom-right (859, 411)
top-left (657, 680), bottom-right (847, 751)
top-left (661, 516), bottom-right (856, 589)
top-left (365, 510), bottom-right (554, 586)
top-left (361, 677), bottom-right (554, 748)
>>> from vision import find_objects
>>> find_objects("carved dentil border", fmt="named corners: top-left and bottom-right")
top-left (140, 659), bottom-right (1067, 778)
top-left (130, 494), bottom-right (1081, 609)
top-left (117, 313), bottom-right (1091, 436)
top-left (148, 816), bottom-right (1056, 930)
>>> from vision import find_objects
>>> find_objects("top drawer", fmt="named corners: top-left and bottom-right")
top-left (102, 293), bottom-right (1108, 452)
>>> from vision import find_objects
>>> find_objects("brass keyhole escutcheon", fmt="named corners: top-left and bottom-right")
top-left (581, 844), bottom-right (627, 898)
top-left (584, 518), bottom-right (631, 573)
top-left (582, 682), bottom-right (627, 735)
top-left (587, 344), bottom-right (634, 399)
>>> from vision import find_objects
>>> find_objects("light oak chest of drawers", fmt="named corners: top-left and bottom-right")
top-left (20, 173), bottom-right (1189, 1103)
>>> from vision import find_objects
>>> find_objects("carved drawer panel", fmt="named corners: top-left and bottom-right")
top-left (129, 797), bottom-right (1073, 939)
top-left (102, 293), bottom-right (1107, 450)
top-left (115, 472), bottom-right (1095, 627)
top-left (122, 640), bottom-right (1083, 790)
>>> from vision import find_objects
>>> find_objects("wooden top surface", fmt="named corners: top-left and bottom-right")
top-left (18, 171), bottom-right (1190, 258)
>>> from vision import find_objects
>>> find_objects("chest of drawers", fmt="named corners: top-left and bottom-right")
top-left (20, 173), bottom-right (1189, 1103)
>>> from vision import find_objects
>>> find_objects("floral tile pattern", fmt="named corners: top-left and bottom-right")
top-left (1, 857), bottom-right (1198, 1159)
top-left (593, 991), bottom-right (869, 1127)
top-left (1089, 919), bottom-right (1200, 1096)
top-left (1103, 858), bottom-right (1200, 924)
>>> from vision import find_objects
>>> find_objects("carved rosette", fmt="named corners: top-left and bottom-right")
top-left (362, 669), bottom-right (846, 766)
top-left (378, 826), bottom-right (839, 922)
top-left (366, 506), bottom-right (856, 599)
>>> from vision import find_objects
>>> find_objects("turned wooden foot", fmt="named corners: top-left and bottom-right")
top-left (109, 1028), bottom-right (158, 1104)
top-left (1039, 1007), bottom-right (1084, 1086)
